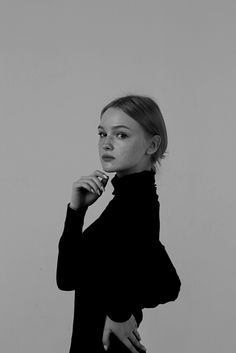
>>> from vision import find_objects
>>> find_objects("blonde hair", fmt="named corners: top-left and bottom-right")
top-left (100, 94), bottom-right (168, 173)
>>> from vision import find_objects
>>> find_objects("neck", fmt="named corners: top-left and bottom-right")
top-left (111, 169), bottom-right (157, 197)
top-left (116, 166), bottom-right (153, 179)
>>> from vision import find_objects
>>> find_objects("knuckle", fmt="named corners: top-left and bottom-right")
top-left (91, 177), bottom-right (98, 185)
top-left (127, 343), bottom-right (134, 352)
top-left (78, 177), bottom-right (85, 183)
top-left (94, 179), bottom-right (103, 189)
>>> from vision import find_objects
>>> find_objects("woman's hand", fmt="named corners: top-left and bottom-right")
top-left (102, 315), bottom-right (147, 353)
top-left (69, 170), bottom-right (109, 210)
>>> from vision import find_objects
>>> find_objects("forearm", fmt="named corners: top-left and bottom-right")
top-left (56, 203), bottom-right (88, 290)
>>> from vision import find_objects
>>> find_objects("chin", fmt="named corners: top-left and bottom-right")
top-left (100, 164), bottom-right (117, 173)
top-left (102, 167), bottom-right (117, 173)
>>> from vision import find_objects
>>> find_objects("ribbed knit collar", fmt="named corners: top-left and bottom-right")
top-left (111, 169), bottom-right (157, 196)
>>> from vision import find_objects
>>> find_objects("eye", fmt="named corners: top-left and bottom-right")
top-left (98, 132), bottom-right (106, 138)
top-left (98, 132), bottom-right (128, 139)
top-left (116, 133), bottom-right (127, 139)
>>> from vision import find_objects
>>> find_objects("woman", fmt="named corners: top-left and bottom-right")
top-left (56, 95), bottom-right (181, 353)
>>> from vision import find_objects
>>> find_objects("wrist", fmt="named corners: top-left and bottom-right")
top-left (69, 203), bottom-right (79, 211)
top-left (69, 202), bottom-right (87, 211)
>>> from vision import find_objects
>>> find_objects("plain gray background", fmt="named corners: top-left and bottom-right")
top-left (1, 1), bottom-right (235, 352)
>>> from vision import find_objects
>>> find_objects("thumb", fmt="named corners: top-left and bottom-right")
top-left (102, 328), bottom-right (110, 351)
top-left (101, 175), bottom-right (109, 187)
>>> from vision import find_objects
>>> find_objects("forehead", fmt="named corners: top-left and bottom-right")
top-left (100, 108), bottom-right (141, 131)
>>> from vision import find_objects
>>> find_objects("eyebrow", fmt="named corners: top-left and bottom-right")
top-left (97, 125), bottom-right (131, 130)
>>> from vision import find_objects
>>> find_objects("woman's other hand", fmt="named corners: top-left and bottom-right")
top-left (102, 315), bottom-right (147, 353)
top-left (69, 170), bottom-right (109, 210)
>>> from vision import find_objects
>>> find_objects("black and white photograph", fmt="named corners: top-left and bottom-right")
top-left (0, 1), bottom-right (235, 353)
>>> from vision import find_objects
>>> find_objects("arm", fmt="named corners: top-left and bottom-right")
top-left (56, 170), bottom-right (110, 291)
top-left (136, 241), bottom-right (181, 308)
top-left (102, 201), bottom-right (158, 321)
top-left (103, 199), bottom-right (181, 322)
top-left (56, 203), bottom-right (88, 291)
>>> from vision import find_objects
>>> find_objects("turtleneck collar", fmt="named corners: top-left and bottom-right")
top-left (111, 169), bottom-right (157, 196)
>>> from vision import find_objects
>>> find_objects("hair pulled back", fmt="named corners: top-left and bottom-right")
top-left (100, 94), bottom-right (168, 173)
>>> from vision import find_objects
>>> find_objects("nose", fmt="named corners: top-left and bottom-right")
top-left (102, 136), bottom-right (114, 150)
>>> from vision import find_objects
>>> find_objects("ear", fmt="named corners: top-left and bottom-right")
top-left (146, 135), bottom-right (161, 155)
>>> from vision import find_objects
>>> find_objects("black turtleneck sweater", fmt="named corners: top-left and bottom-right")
top-left (56, 170), bottom-right (180, 353)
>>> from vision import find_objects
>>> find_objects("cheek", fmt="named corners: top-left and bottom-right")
top-left (120, 140), bottom-right (143, 159)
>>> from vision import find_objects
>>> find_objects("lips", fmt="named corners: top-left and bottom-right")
top-left (102, 155), bottom-right (115, 161)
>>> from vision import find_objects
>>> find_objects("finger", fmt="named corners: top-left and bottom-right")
top-left (122, 338), bottom-right (140, 353)
top-left (93, 171), bottom-right (109, 188)
top-left (81, 178), bottom-right (101, 195)
top-left (133, 330), bottom-right (141, 341)
top-left (93, 170), bottom-right (109, 185)
top-left (93, 170), bottom-right (109, 181)
top-left (94, 172), bottom-right (109, 188)
top-left (78, 182), bottom-right (97, 194)
top-left (87, 176), bottom-right (105, 194)
top-left (100, 176), bottom-right (109, 188)
top-left (129, 333), bottom-right (147, 352)
top-left (88, 175), bottom-right (106, 193)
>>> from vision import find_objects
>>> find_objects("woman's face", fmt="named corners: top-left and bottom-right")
top-left (98, 108), bottom-right (152, 177)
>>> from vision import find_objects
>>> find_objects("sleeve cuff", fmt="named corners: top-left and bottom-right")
top-left (107, 308), bottom-right (132, 322)
top-left (60, 203), bottom-right (88, 234)
top-left (65, 202), bottom-right (87, 220)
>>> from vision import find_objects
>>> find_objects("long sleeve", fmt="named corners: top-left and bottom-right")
top-left (56, 203), bottom-right (88, 291)
top-left (101, 197), bottom-right (157, 322)
top-left (141, 241), bottom-right (181, 306)
top-left (103, 195), bottom-right (181, 322)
